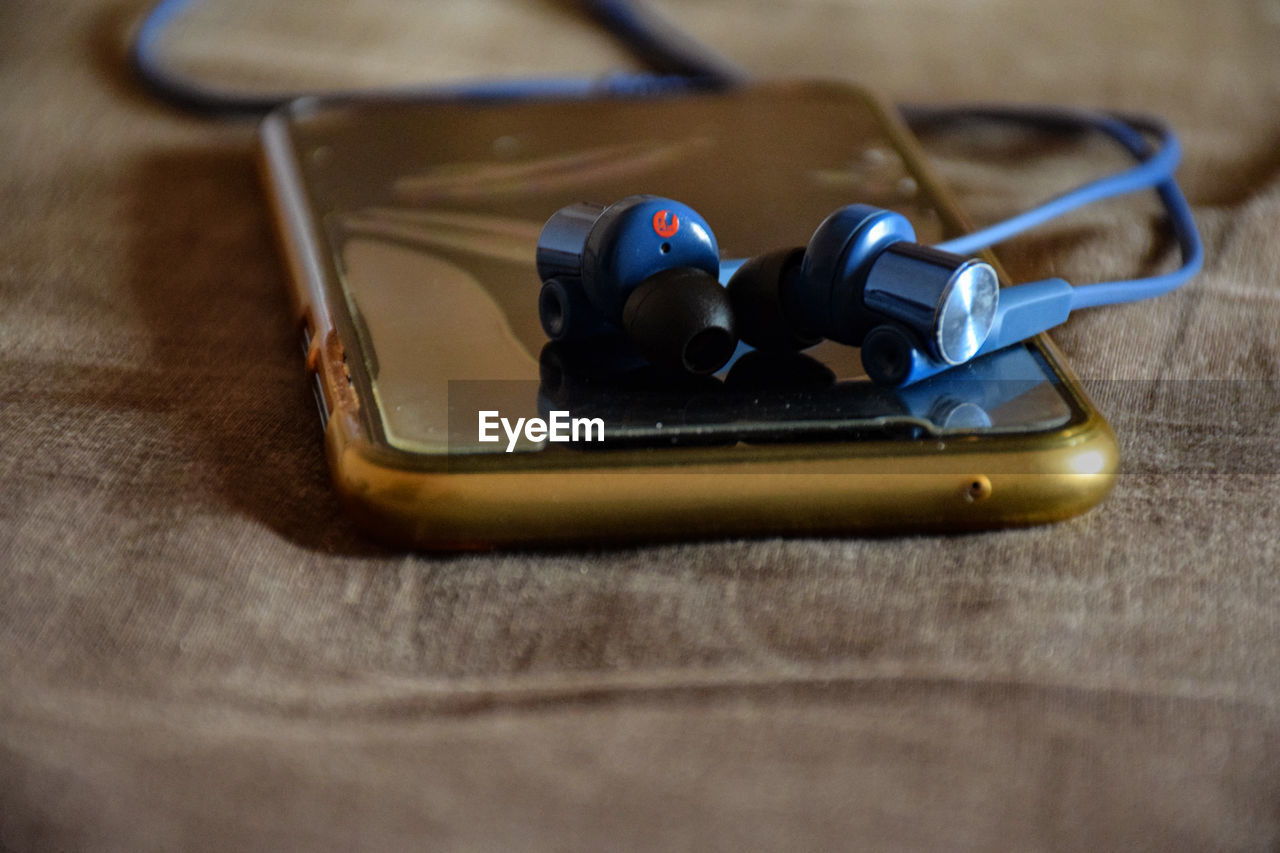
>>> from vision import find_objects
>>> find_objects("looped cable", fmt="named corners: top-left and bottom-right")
top-left (129, 0), bottom-right (1202, 307)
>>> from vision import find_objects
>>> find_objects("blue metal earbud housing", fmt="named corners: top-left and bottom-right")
top-left (796, 204), bottom-right (1000, 365)
top-left (792, 205), bottom-right (917, 345)
top-left (728, 203), bottom-right (1011, 386)
top-left (536, 195), bottom-right (736, 375)
top-left (537, 194), bottom-right (719, 324)
top-left (586, 196), bottom-right (719, 320)
top-left (793, 202), bottom-right (916, 343)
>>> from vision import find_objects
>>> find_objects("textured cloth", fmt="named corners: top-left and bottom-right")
top-left (1, 1), bottom-right (1278, 850)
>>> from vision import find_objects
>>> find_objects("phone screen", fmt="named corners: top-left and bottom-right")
top-left (278, 86), bottom-right (1076, 455)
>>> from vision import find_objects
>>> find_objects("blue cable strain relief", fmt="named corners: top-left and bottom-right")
top-left (975, 278), bottom-right (1075, 357)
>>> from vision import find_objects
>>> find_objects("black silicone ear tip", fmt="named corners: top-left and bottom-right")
top-left (725, 247), bottom-right (821, 352)
top-left (621, 269), bottom-right (738, 375)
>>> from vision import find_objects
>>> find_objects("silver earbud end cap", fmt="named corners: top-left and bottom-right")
top-left (935, 260), bottom-right (999, 365)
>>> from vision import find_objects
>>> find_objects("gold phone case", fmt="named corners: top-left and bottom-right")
top-left (259, 82), bottom-right (1117, 548)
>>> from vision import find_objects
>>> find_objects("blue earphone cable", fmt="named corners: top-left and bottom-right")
top-left (580, 0), bottom-right (749, 85)
top-left (575, 0), bottom-right (1206, 307)
top-left (914, 106), bottom-right (1203, 307)
top-left (128, 0), bottom-right (721, 114)
top-left (129, 0), bottom-right (1202, 308)
top-left (1067, 130), bottom-right (1203, 308)
top-left (926, 110), bottom-right (1180, 258)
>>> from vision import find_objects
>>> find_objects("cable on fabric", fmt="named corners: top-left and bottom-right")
top-left (128, 0), bottom-right (727, 116)
top-left (576, 0), bottom-right (1206, 305)
top-left (579, 0), bottom-right (749, 85)
top-left (911, 106), bottom-right (1203, 306)
top-left (128, 0), bottom-right (1202, 307)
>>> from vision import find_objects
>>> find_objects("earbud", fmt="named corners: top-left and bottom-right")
top-left (535, 195), bottom-right (738, 375)
top-left (728, 204), bottom-right (1013, 385)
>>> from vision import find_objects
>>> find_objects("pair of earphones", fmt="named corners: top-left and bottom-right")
top-left (537, 194), bottom-right (1014, 385)
top-left (535, 110), bottom-right (1204, 388)
top-left (533, 194), bottom-right (1056, 386)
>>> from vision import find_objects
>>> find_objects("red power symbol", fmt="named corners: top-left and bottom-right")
top-left (652, 210), bottom-right (680, 239)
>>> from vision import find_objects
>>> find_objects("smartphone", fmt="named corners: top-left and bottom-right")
top-left (258, 81), bottom-right (1117, 548)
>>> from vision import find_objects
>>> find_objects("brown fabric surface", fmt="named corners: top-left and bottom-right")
top-left (2, 1), bottom-right (1279, 850)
